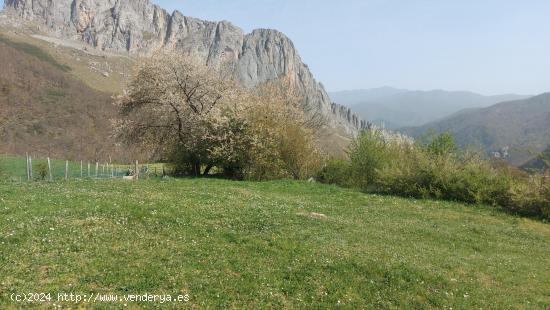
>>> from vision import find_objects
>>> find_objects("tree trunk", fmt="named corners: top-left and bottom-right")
top-left (203, 165), bottom-right (213, 176)
top-left (193, 162), bottom-right (201, 177)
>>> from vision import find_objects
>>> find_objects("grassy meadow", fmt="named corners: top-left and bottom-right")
top-left (0, 178), bottom-right (548, 309)
top-left (0, 155), bottom-right (167, 181)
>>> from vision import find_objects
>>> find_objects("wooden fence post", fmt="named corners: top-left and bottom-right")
top-left (80, 160), bottom-right (83, 179)
top-left (25, 152), bottom-right (30, 181)
top-left (29, 156), bottom-right (33, 180)
top-left (47, 157), bottom-right (52, 181)
top-left (135, 160), bottom-right (139, 180)
top-left (88, 162), bottom-right (91, 178)
top-left (64, 160), bottom-right (69, 180)
top-left (95, 162), bottom-right (99, 178)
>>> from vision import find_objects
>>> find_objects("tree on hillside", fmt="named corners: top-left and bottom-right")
top-left (115, 52), bottom-right (242, 176)
top-left (115, 53), bottom-right (322, 180)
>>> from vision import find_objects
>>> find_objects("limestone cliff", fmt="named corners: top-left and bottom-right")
top-left (4, 0), bottom-right (366, 135)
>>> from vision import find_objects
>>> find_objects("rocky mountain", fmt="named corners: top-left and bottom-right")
top-left (3, 0), bottom-right (366, 137)
top-left (330, 88), bottom-right (529, 129)
top-left (401, 93), bottom-right (550, 166)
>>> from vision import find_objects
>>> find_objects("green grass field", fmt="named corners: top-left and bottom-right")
top-left (0, 178), bottom-right (548, 309)
top-left (0, 155), bottom-right (168, 181)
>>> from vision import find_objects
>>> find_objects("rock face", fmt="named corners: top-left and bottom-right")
top-left (3, 0), bottom-right (366, 135)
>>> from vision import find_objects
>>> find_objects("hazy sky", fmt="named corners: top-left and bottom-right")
top-left (154, 0), bottom-right (550, 95)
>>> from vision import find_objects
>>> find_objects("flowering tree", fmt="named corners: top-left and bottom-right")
top-left (116, 53), bottom-right (322, 179)
top-left (115, 52), bottom-right (241, 176)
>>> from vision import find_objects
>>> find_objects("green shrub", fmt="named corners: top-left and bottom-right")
top-left (35, 163), bottom-right (48, 181)
top-left (345, 130), bottom-right (549, 219)
top-left (209, 117), bottom-right (255, 180)
top-left (439, 155), bottom-right (508, 205)
top-left (244, 137), bottom-right (287, 181)
top-left (244, 119), bottom-right (322, 181)
top-left (375, 146), bottom-right (513, 205)
top-left (349, 130), bottom-right (395, 189)
top-left (276, 123), bottom-right (323, 180)
top-left (316, 157), bottom-right (353, 187)
top-left (373, 146), bottom-right (430, 198)
top-left (423, 131), bottom-right (457, 156)
top-left (507, 175), bottom-right (550, 218)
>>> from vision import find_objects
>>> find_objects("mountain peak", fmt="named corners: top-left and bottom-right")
top-left (2, 0), bottom-right (368, 138)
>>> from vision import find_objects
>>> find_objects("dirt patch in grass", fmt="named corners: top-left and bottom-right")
top-left (298, 212), bottom-right (329, 220)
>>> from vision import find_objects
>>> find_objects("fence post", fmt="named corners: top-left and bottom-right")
top-left (65, 160), bottom-right (69, 180)
top-left (25, 152), bottom-right (30, 181)
top-left (88, 162), bottom-right (91, 178)
top-left (95, 162), bottom-right (99, 178)
top-left (135, 160), bottom-right (139, 180)
top-left (29, 156), bottom-right (33, 180)
top-left (80, 160), bottom-right (83, 179)
top-left (47, 157), bottom-right (52, 181)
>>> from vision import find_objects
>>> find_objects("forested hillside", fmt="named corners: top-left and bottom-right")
top-left (401, 93), bottom-right (550, 165)
top-left (0, 33), bottom-right (119, 160)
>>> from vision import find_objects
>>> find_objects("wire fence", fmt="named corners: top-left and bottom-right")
top-left (0, 154), bottom-right (173, 182)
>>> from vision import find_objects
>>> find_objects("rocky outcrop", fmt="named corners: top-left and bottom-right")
top-left (331, 103), bottom-right (368, 130)
top-left (3, 0), bottom-right (366, 135)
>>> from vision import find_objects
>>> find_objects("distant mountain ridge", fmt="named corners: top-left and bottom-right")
top-left (401, 93), bottom-right (550, 166)
top-left (329, 88), bottom-right (529, 128)
top-left (329, 87), bottom-right (409, 107)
